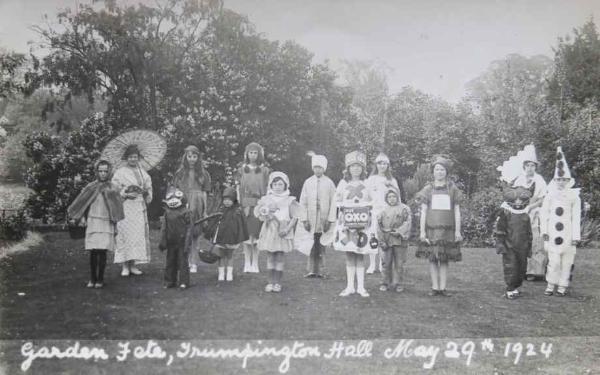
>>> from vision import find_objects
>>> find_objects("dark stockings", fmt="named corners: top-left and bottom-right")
top-left (90, 249), bottom-right (107, 283)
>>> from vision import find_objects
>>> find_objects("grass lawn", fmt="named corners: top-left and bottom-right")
top-left (0, 230), bottom-right (599, 373)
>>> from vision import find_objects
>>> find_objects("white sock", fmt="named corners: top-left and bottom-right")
top-left (346, 265), bottom-right (356, 291)
top-left (356, 266), bottom-right (366, 291)
top-left (252, 248), bottom-right (260, 272)
top-left (218, 267), bottom-right (225, 281)
top-left (226, 266), bottom-right (233, 281)
top-left (243, 247), bottom-right (251, 271)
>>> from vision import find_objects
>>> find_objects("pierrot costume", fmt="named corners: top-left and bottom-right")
top-left (540, 147), bottom-right (581, 292)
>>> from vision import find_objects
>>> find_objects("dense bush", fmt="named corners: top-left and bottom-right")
top-left (23, 113), bottom-right (113, 223)
top-left (461, 186), bottom-right (504, 247)
top-left (0, 209), bottom-right (29, 241)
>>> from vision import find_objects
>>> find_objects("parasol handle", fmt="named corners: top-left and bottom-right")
top-left (194, 212), bottom-right (223, 226)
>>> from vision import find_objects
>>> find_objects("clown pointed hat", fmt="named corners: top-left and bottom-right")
top-left (520, 144), bottom-right (538, 165)
top-left (554, 146), bottom-right (572, 180)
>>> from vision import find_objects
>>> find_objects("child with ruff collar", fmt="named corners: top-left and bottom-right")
top-left (494, 186), bottom-right (533, 299)
top-left (255, 172), bottom-right (302, 292)
top-left (541, 147), bottom-right (581, 297)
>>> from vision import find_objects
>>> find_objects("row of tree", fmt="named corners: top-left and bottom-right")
top-left (1, 1), bottom-right (599, 231)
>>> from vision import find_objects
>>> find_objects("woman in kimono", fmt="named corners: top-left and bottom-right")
top-left (112, 145), bottom-right (153, 276)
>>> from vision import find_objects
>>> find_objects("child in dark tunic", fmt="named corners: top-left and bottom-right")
top-left (159, 188), bottom-right (193, 289)
top-left (213, 187), bottom-right (249, 281)
top-left (494, 186), bottom-right (533, 299)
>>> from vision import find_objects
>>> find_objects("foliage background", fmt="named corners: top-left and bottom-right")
top-left (1, 1), bottom-right (599, 245)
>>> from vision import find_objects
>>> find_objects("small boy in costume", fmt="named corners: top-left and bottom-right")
top-left (494, 186), bottom-right (533, 299)
top-left (159, 188), bottom-right (194, 289)
top-left (377, 188), bottom-right (411, 292)
top-left (541, 147), bottom-right (581, 297)
top-left (213, 187), bottom-right (249, 282)
top-left (298, 152), bottom-right (337, 278)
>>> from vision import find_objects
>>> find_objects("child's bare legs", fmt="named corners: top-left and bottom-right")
top-left (224, 249), bottom-right (233, 281)
top-left (250, 242), bottom-right (260, 273)
top-left (243, 241), bottom-right (252, 272)
top-left (218, 250), bottom-right (226, 281)
top-left (265, 252), bottom-right (276, 291)
top-left (429, 261), bottom-right (440, 292)
top-left (439, 261), bottom-right (448, 291)
top-left (273, 251), bottom-right (284, 291)
top-left (340, 252), bottom-right (357, 296)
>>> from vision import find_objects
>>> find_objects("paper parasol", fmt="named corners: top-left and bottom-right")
top-left (101, 130), bottom-right (167, 171)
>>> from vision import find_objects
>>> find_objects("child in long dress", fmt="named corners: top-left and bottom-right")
top-left (236, 142), bottom-right (270, 273)
top-left (365, 152), bottom-right (400, 274)
top-left (172, 145), bottom-right (212, 274)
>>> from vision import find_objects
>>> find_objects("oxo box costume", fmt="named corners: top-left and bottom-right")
top-left (333, 151), bottom-right (378, 255)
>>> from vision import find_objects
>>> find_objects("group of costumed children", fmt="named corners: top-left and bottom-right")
top-left (495, 145), bottom-right (581, 299)
top-left (69, 141), bottom-right (582, 299)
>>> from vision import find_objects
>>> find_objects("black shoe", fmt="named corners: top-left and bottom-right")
top-left (439, 290), bottom-right (451, 297)
top-left (428, 289), bottom-right (440, 296)
top-left (556, 290), bottom-right (567, 297)
top-left (544, 290), bottom-right (553, 296)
